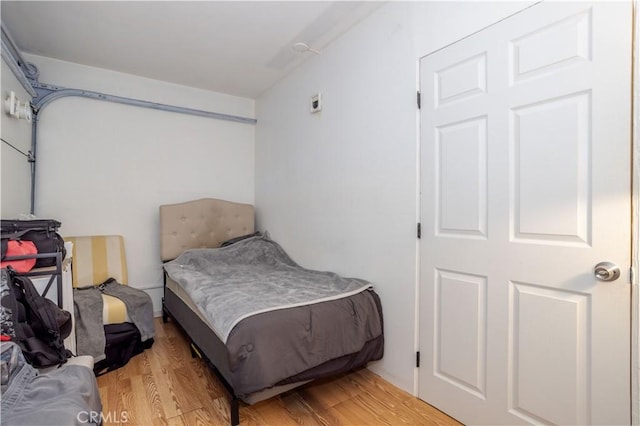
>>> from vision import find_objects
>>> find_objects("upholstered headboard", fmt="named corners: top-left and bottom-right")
top-left (159, 198), bottom-right (255, 262)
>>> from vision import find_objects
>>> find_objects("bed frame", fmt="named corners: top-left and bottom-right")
top-left (159, 198), bottom-right (383, 425)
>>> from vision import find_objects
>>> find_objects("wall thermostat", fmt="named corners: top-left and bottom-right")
top-left (310, 93), bottom-right (322, 113)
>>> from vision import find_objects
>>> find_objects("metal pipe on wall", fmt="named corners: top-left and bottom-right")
top-left (1, 25), bottom-right (36, 97)
top-left (31, 82), bottom-right (257, 125)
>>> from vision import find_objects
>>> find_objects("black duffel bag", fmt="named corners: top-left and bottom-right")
top-left (1, 219), bottom-right (66, 268)
top-left (93, 322), bottom-right (145, 376)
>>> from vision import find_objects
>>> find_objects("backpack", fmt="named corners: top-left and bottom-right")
top-left (0, 268), bottom-right (72, 367)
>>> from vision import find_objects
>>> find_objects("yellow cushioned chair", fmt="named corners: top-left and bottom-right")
top-left (65, 235), bottom-right (130, 324)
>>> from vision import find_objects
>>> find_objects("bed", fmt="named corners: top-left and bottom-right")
top-left (159, 198), bottom-right (384, 425)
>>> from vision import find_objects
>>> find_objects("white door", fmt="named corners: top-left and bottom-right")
top-left (418, 2), bottom-right (632, 425)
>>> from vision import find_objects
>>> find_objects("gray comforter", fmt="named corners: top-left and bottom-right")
top-left (164, 235), bottom-right (384, 397)
top-left (164, 235), bottom-right (374, 342)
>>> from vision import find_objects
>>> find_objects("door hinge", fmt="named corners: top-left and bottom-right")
top-left (417, 91), bottom-right (421, 109)
top-left (416, 351), bottom-right (420, 368)
top-left (417, 222), bottom-right (422, 239)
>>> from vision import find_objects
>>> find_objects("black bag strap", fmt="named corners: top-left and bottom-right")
top-left (1, 229), bottom-right (33, 241)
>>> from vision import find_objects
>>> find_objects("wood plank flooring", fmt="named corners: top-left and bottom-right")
top-left (97, 318), bottom-right (461, 425)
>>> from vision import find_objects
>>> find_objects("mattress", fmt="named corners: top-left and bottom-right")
top-left (167, 275), bottom-right (214, 329)
top-left (165, 272), bottom-right (384, 398)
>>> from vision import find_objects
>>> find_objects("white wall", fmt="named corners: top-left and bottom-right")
top-left (27, 54), bottom-right (255, 314)
top-left (1, 57), bottom-right (33, 218)
top-left (255, 1), bottom-right (534, 394)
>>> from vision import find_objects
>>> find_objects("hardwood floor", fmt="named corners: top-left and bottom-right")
top-left (97, 318), bottom-right (460, 425)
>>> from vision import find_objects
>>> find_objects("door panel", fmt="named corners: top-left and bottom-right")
top-left (435, 269), bottom-right (487, 398)
top-left (419, 2), bottom-right (631, 424)
top-left (509, 282), bottom-right (590, 425)
top-left (511, 91), bottom-right (591, 245)
top-left (436, 117), bottom-right (488, 238)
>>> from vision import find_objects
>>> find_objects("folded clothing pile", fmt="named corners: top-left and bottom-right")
top-left (1, 341), bottom-right (102, 426)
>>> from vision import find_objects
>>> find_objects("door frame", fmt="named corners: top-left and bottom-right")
top-left (631, 1), bottom-right (639, 423)
top-left (412, 1), bottom-right (640, 423)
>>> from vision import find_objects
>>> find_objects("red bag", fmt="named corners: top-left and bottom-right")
top-left (1, 240), bottom-right (37, 272)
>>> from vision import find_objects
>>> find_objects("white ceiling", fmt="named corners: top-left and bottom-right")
top-left (1, 1), bottom-right (383, 99)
